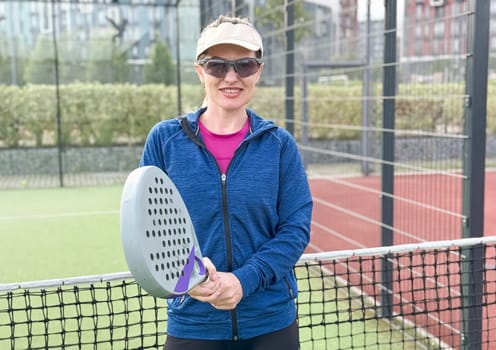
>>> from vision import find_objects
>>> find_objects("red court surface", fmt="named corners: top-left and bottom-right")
top-left (306, 170), bottom-right (496, 349)
top-left (307, 170), bottom-right (496, 253)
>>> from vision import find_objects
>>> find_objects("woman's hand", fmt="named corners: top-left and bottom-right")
top-left (188, 257), bottom-right (243, 310)
top-left (188, 257), bottom-right (219, 298)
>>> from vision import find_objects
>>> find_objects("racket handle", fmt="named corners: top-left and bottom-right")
top-left (174, 247), bottom-right (208, 294)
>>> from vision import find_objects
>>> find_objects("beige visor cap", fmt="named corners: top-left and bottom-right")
top-left (196, 21), bottom-right (263, 60)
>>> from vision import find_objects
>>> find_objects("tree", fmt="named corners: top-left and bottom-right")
top-left (86, 34), bottom-right (130, 84)
top-left (144, 41), bottom-right (176, 85)
top-left (110, 48), bottom-right (131, 83)
top-left (254, 0), bottom-right (311, 45)
top-left (24, 35), bottom-right (59, 84)
top-left (24, 33), bottom-right (93, 84)
top-left (0, 50), bottom-right (10, 84)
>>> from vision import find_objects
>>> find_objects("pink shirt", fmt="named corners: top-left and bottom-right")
top-left (199, 119), bottom-right (250, 174)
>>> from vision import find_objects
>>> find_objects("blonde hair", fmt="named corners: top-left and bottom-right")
top-left (202, 15), bottom-right (253, 31)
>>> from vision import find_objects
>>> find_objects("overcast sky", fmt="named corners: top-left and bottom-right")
top-left (357, 0), bottom-right (405, 21)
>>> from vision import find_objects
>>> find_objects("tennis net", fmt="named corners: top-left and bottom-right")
top-left (1, 236), bottom-right (496, 349)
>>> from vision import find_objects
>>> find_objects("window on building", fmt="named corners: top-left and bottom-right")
top-left (451, 18), bottom-right (459, 36)
top-left (434, 6), bottom-right (444, 19)
top-left (434, 21), bottom-right (444, 37)
top-left (491, 2), bottom-right (496, 14)
top-left (415, 24), bottom-right (422, 38)
top-left (453, 38), bottom-right (460, 54)
top-left (40, 2), bottom-right (52, 34)
top-left (415, 40), bottom-right (422, 56)
top-left (416, 4), bottom-right (423, 19)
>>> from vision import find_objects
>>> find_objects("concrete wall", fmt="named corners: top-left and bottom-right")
top-left (0, 135), bottom-right (495, 176)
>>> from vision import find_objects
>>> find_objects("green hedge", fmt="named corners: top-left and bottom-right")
top-left (0, 83), bottom-right (203, 147)
top-left (0, 82), bottom-right (494, 147)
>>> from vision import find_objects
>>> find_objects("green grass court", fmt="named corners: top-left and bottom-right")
top-left (0, 186), bottom-right (127, 283)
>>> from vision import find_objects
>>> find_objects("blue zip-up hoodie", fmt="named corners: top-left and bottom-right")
top-left (140, 107), bottom-right (313, 340)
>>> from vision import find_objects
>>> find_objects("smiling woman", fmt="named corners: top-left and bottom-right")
top-left (0, 186), bottom-right (127, 283)
top-left (139, 14), bottom-right (313, 350)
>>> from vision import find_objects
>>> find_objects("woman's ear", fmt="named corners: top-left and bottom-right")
top-left (194, 63), bottom-right (205, 85)
top-left (254, 63), bottom-right (264, 84)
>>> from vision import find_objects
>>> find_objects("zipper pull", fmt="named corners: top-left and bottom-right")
top-left (221, 173), bottom-right (226, 183)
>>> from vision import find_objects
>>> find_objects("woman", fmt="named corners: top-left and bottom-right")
top-left (140, 15), bottom-right (313, 350)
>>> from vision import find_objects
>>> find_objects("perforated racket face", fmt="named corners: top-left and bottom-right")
top-left (120, 166), bottom-right (206, 298)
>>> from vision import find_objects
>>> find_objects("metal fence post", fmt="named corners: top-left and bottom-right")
top-left (51, 0), bottom-right (64, 187)
top-left (285, 0), bottom-right (295, 136)
top-left (461, 1), bottom-right (490, 349)
top-left (381, 0), bottom-right (397, 319)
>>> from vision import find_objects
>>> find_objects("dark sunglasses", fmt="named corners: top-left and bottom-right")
top-left (197, 57), bottom-right (263, 78)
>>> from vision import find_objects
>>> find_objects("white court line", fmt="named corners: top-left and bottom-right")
top-left (0, 210), bottom-right (119, 221)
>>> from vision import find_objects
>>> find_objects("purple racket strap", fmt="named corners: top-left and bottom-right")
top-left (174, 246), bottom-right (207, 294)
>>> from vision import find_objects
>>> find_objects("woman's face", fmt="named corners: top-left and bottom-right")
top-left (195, 44), bottom-right (263, 113)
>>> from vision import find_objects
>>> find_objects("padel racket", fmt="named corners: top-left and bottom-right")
top-left (120, 165), bottom-right (207, 299)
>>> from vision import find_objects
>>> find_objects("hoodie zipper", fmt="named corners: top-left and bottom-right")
top-left (197, 146), bottom-right (239, 340)
top-left (180, 117), bottom-right (244, 340)
top-left (221, 172), bottom-right (239, 340)
top-left (196, 154), bottom-right (239, 340)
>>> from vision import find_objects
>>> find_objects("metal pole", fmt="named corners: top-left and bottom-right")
top-left (360, 0), bottom-right (371, 176)
top-left (7, 4), bottom-right (18, 85)
top-left (461, 1), bottom-right (490, 348)
top-left (175, 0), bottom-right (182, 115)
top-left (301, 64), bottom-right (308, 169)
top-left (461, 1), bottom-right (489, 240)
top-left (380, 0), bottom-right (397, 319)
top-left (285, 0), bottom-right (295, 135)
top-left (51, 0), bottom-right (64, 187)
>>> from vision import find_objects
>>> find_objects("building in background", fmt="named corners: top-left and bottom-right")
top-left (401, 0), bottom-right (492, 82)
top-left (3, 0), bottom-right (496, 86)
top-left (338, 0), bottom-right (358, 59)
top-left (0, 0), bottom-right (200, 85)
top-left (403, 0), bottom-right (467, 58)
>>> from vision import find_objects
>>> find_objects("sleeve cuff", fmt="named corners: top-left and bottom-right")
top-left (233, 264), bottom-right (261, 298)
